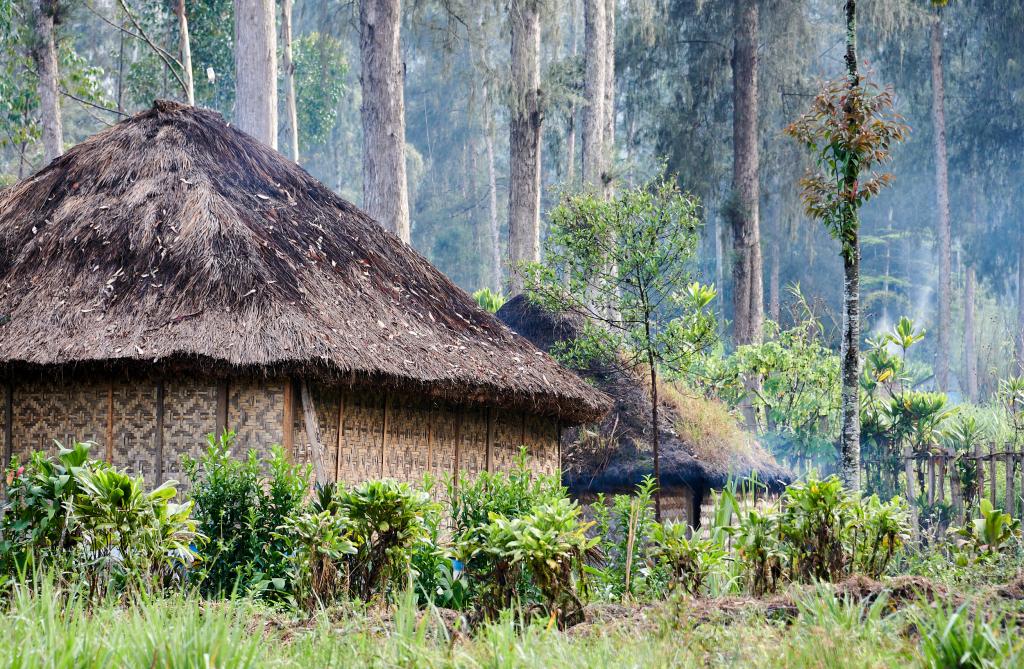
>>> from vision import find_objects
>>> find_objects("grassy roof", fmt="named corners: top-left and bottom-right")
top-left (0, 101), bottom-right (609, 423)
top-left (497, 294), bottom-right (791, 491)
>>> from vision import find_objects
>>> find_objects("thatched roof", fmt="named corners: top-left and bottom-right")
top-left (497, 295), bottom-right (791, 492)
top-left (0, 100), bottom-right (610, 424)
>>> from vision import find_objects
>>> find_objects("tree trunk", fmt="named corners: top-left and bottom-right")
top-left (602, 0), bottom-right (615, 195)
top-left (1017, 254), bottom-right (1024, 373)
top-left (769, 238), bottom-right (780, 324)
top-left (731, 0), bottom-right (763, 346)
top-left (565, 0), bottom-right (579, 184)
top-left (176, 0), bottom-right (194, 105)
top-left (234, 0), bottom-right (277, 148)
top-left (360, 0), bottom-right (411, 242)
top-left (507, 0), bottom-right (541, 294)
top-left (485, 123), bottom-right (501, 293)
top-left (931, 13), bottom-right (951, 392)
top-left (32, 0), bottom-right (63, 164)
top-left (281, 0), bottom-right (299, 162)
top-left (964, 265), bottom-right (978, 401)
top-left (839, 0), bottom-right (861, 492)
top-left (649, 357), bottom-right (662, 521)
top-left (581, 0), bottom-right (606, 188)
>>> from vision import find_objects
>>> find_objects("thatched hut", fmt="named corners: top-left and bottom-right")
top-left (497, 295), bottom-right (790, 525)
top-left (0, 101), bottom-right (609, 486)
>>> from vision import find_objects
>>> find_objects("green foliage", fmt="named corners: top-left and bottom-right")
top-left (523, 177), bottom-right (717, 377)
top-left (276, 509), bottom-right (356, 611)
top-left (729, 506), bottom-right (784, 596)
top-left (588, 477), bottom-right (659, 600)
top-left (472, 287), bottom-right (506, 314)
top-left (849, 494), bottom-right (911, 578)
top-left (952, 499), bottom-right (1021, 558)
top-left (915, 603), bottom-right (1020, 669)
top-left (477, 498), bottom-right (598, 627)
top-left (184, 431), bottom-right (308, 598)
top-left (649, 522), bottom-right (724, 596)
top-left (0, 442), bottom-right (200, 595)
top-left (779, 476), bottom-right (854, 582)
top-left (292, 33), bottom-right (348, 150)
top-left (336, 479), bottom-right (437, 601)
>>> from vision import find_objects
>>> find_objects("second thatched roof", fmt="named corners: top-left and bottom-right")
top-left (497, 295), bottom-right (791, 492)
top-left (0, 100), bottom-right (610, 423)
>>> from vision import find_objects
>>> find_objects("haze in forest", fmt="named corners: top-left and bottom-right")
top-left (1, 0), bottom-right (1022, 401)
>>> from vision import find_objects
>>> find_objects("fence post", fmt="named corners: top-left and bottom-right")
top-left (937, 454), bottom-right (946, 504)
top-left (975, 442), bottom-right (983, 512)
top-left (904, 446), bottom-right (918, 541)
top-left (989, 442), bottom-right (997, 509)
top-left (927, 454), bottom-right (936, 505)
top-left (1006, 443), bottom-right (1015, 517)
top-left (949, 453), bottom-right (963, 525)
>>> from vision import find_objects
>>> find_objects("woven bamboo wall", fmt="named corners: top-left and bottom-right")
top-left (3, 374), bottom-right (562, 490)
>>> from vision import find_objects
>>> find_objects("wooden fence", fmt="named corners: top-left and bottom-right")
top-left (862, 442), bottom-right (1024, 533)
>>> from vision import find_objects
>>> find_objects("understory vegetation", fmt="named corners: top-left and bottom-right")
top-left (1, 434), bottom-right (1022, 667)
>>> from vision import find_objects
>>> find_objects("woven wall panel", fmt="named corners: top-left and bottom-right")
top-left (0, 383), bottom-right (6, 465)
top-left (11, 378), bottom-right (106, 460)
top-left (164, 377), bottom-right (217, 485)
top-left (337, 388), bottom-right (384, 483)
top-left (291, 382), bottom-right (340, 480)
top-left (491, 410), bottom-right (524, 473)
top-left (524, 414), bottom-right (559, 476)
top-left (456, 406), bottom-right (487, 478)
top-left (112, 380), bottom-right (158, 484)
top-left (228, 378), bottom-right (285, 462)
top-left (383, 397), bottom-right (431, 486)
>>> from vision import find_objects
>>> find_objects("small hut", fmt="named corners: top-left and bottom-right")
top-left (497, 295), bottom-right (790, 525)
top-left (0, 101), bottom-right (609, 486)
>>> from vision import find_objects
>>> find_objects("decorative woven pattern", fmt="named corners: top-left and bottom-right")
top-left (11, 378), bottom-right (105, 459)
top-left (337, 388), bottom-right (384, 483)
top-left (524, 413), bottom-right (559, 476)
top-left (164, 377), bottom-right (217, 485)
top-left (112, 380), bottom-right (158, 484)
top-left (0, 383), bottom-right (6, 465)
top-left (229, 378), bottom-right (285, 461)
top-left (383, 397), bottom-right (431, 485)
top-left (291, 382), bottom-right (340, 477)
top-left (492, 410), bottom-right (524, 473)
top-left (456, 406), bottom-right (487, 478)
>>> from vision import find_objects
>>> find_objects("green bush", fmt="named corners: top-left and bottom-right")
top-left (915, 602), bottom-right (1019, 669)
top-left (952, 499), bottom-right (1021, 561)
top-left (184, 431), bottom-right (308, 598)
top-left (476, 497), bottom-right (599, 627)
top-left (0, 442), bottom-right (200, 595)
top-left (589, 476), bottom-right (658, 600)
top-left (336, 479), bottom-right (438, 601)
top-left (277, 509), bottom-right (356, 611)
top-left (649, 521), bottom-right (724, 596)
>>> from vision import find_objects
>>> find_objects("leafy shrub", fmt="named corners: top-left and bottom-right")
top-left (184, 432), bottom-right (308, 598)
top-left (915, 602), bottom-right (1019, 669)
top-left (729, 506), bottom-right (784, 596)
top-left (477, 498), bottom-right (599, 627)
top-left (277, 509), bottom-right (356, 611)
top-left (472, 287), bottom-right (507, 313)
top-left (336, 479), bottom-right (437, 601)
top-left (849, 494), bottom-right (910, 578)
top-left (0, 442), bottom-right (200, 595)
top-left (779, 475), bottom-right (853, 582)
top-left (649, 522), bottom-right (724, 596)
top-left (589, 476), bottom-right (658, 600)
top-left (952, 499), bottom-right (1021, 561)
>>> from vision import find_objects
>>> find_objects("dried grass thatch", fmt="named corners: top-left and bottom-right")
top-left (497, 295), bottom-right (791, 492)
top-left (0, 101), bottom-right (609, 423)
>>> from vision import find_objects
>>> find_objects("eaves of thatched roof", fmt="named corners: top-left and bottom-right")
top-left (0, 100), bottom-right (610, 424)
top-left (497, 295), bottom-right (792, 492)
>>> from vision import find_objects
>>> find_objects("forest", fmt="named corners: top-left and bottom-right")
top-left (1, 0), bottom-right (1024, 666)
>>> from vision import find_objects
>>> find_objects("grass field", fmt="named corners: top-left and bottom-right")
top-left (2, 572), bottom-right (1021, 668)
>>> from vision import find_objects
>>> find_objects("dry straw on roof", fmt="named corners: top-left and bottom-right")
top-left (0, 100), bottom-right (609, 423)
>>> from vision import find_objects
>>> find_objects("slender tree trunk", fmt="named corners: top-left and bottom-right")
top-left (281, 0), bottom-right (299, 162)
top-left (964, 265), bottom-right (978, 401)
top-left (931, 13), bottom-right (951, 391)
top-left (731, 0), bottom-right (763, 346)
top-left (769, 238), bottom-right (780, 324)
top-left (582, 0), bottom-right (606, 188)
top-left (839, 0), bottom-right (861, 492)
top-left (360, 0), bottom-right (410, 241)
top-left (234, 0), bottom-right (277, 148)
top-left (486, 125), bottom-right (501, 293)
top-left (1017, 253), bottom-right (1024, 373)
top-left (565, 0), bottom-right (579, 184)
top-left (649, 355), bottom-right (662, 521)
top-left (177, 0), bottom-right (194, 104)
top-left (32, 0), bottom-right (63, 164)
top-left (507, 0), bottom-right (541, 294)
top-left (602, 0), bottom-right (615, 195)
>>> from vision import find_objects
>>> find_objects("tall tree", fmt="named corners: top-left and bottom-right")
top-left (32, 0), bottom-right (62, 163)
top-left (930, 8), bottom-right (951, 391)
top-left (602, 0), bottom-right (614, 191)
top-left (176, 0), bottom-right (194, 104)
top-left (507, 0), bottom-right (541, 293)
top-left (730, 0), bottom-right (763, 346)
top-left (786, 0), bottom-right (907, 491)
top-left (234, 0), bottom-right (277, 148)
top-left (360, 0), bottom-right (410, 241)
top-left (281, 0), bottom-right (298, 162)
top-left (581, 0), bottom-right (605, 188)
